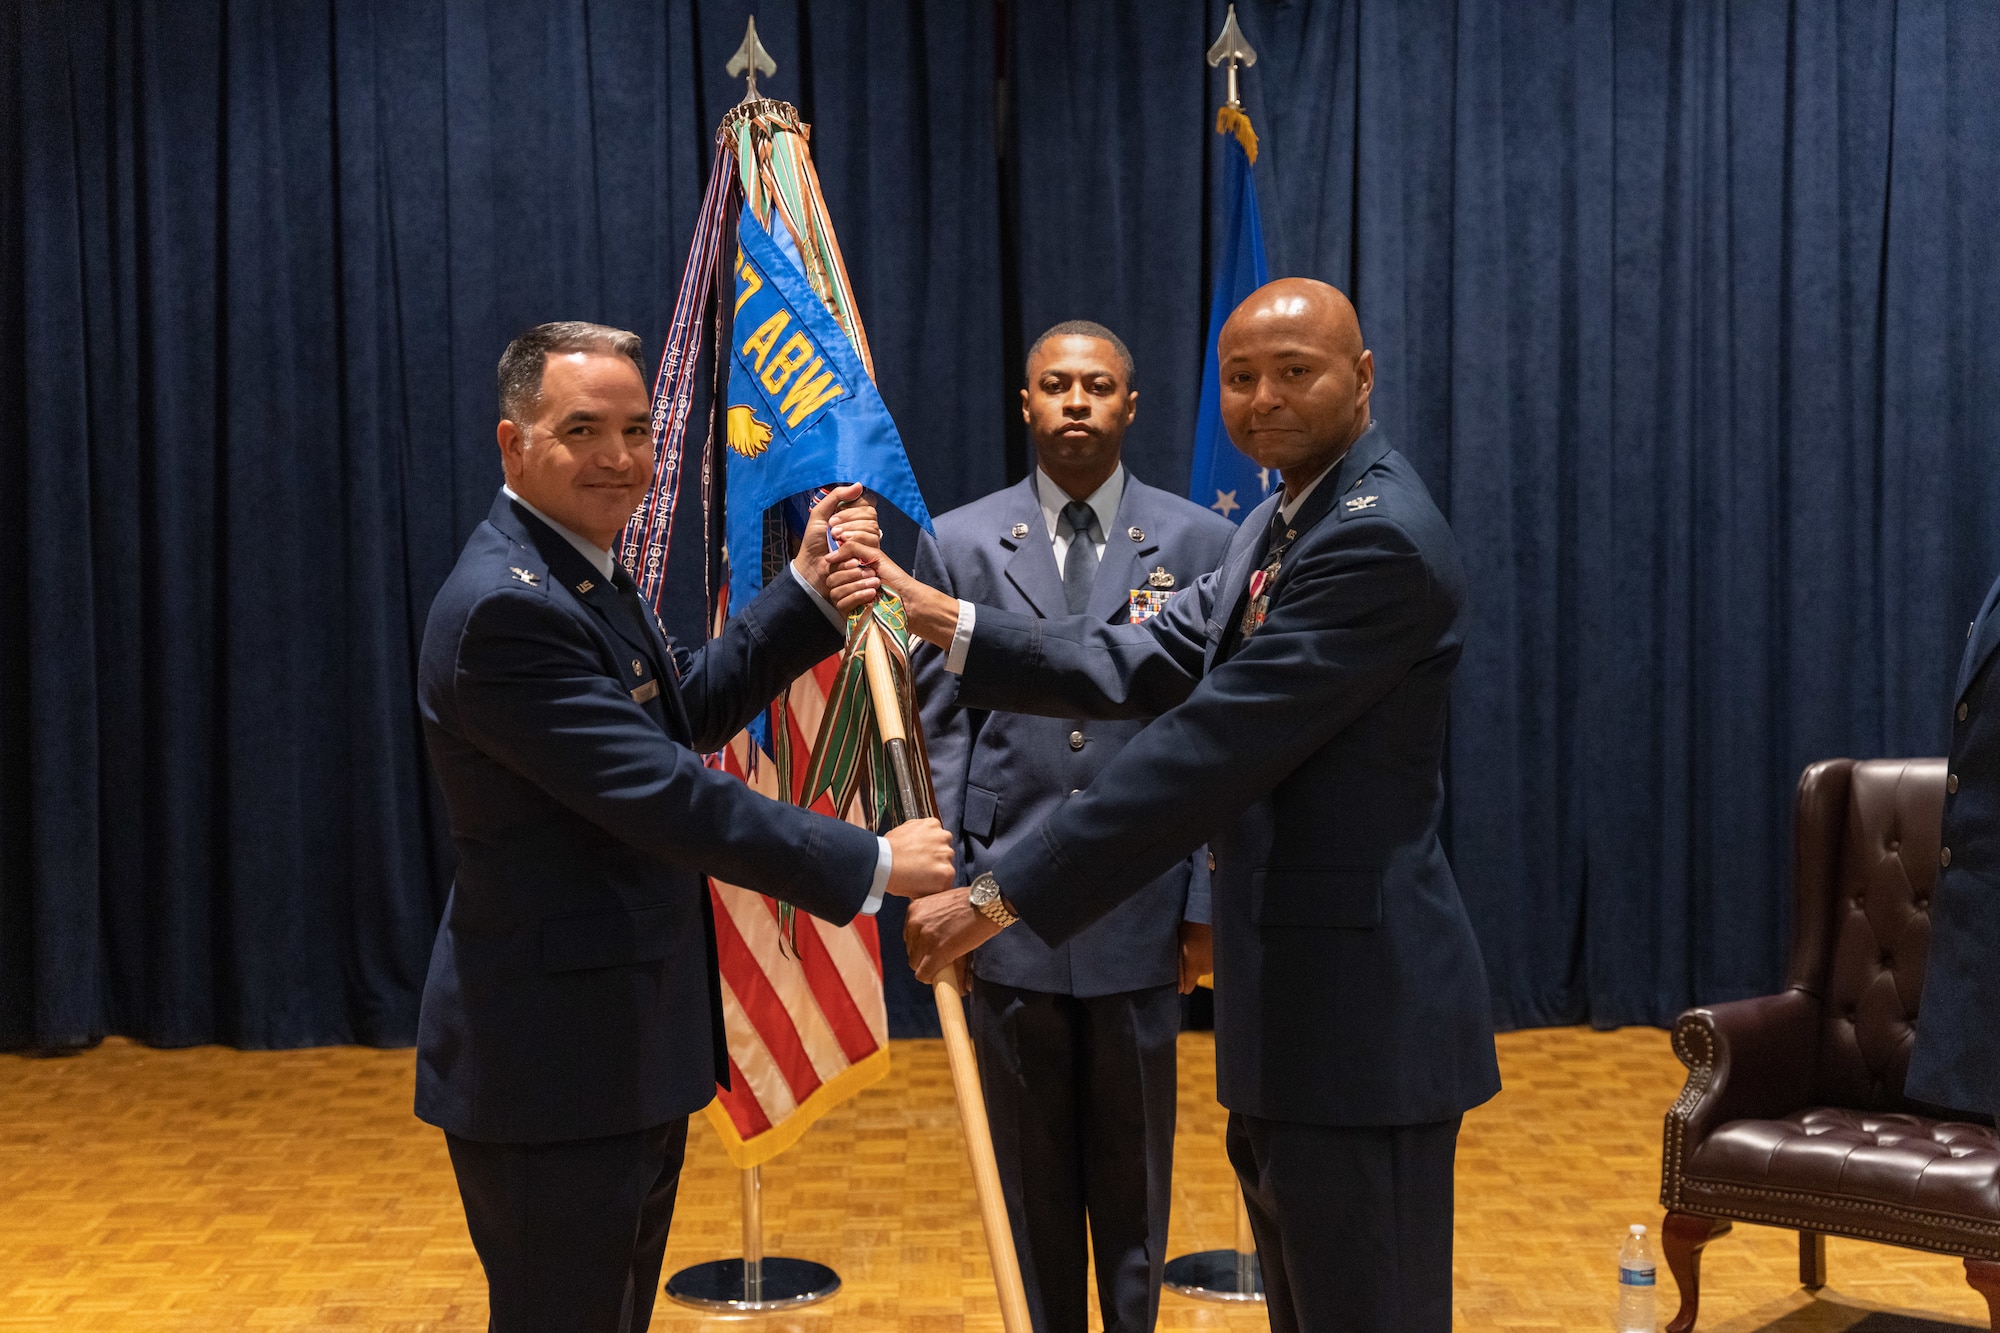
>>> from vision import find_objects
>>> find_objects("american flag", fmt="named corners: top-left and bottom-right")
top-left (622, 111), bottom-right (903, 1169)
top-left (701, 655), bottom-right (890, 1167)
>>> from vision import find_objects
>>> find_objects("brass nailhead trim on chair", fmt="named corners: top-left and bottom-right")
top-left (1662, 1010), bottom-right (2000, 1263)
top-left (1658, 1015), bottom-right (1716, 1212)
top-left (1675, 1179), bottom-right (2000, 1259)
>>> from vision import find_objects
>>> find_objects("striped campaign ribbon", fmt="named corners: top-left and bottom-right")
top-left (621, 133), bottom-right (737, 614)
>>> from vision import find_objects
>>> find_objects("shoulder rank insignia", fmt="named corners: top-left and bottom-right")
top-left (1344, 495), bottom-right (1379, 513)
top-left (509, 566), bottom-right (540, 586)
top-left (1147, 565), bottom-right (1175, 590)
top-left (1010, 522), bottom-right (1030, 540)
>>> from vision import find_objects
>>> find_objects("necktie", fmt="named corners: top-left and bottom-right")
top-left (1060, 500), bottom-right (1099, 615)
top-left (1255, 501), bottom-right (1290, 567)
top-left (609, 566), bottom-right (668, 679)
top-left (1225, 503), bottom-right (1295, 659)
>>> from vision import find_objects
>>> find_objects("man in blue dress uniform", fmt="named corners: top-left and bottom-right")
top-left (415, 322), bottom-right (955, 1333)
top-left (893, 282), bottom-right (1500, 1333)
top-left (912, 322), bottom-right (1234, 1333)
top-left (1909, 574), bottom-right (2000, 1124)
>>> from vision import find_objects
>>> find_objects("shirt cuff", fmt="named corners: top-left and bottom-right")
top-left (861, 836), bottom-right (891, 916)
top-left (787, 560), bottom-right (846, 629)
top-left (944, 599), bottom-right (977, 675)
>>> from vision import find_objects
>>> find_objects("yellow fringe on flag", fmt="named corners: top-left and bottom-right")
top-left (701, 1044), bottom-right (893, 1169)
top-left (1216, 104), bottom-right (1259, 164)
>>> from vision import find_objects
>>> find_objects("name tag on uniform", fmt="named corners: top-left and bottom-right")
top-left (631, 679), bottom-right (660, 704)
top-left (1128, 589), bottom-right (1170, 623)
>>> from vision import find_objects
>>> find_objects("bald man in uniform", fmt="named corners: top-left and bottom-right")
top-left (890, 281), bottom-right (1500, 1333)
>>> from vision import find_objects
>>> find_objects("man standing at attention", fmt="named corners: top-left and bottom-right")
top-left (416, 322), bottom-right (955, 1333)
top-left (911, 321), bottom-right (1234, 1333)
top-left (894, 281), bottom-right (1500, 1333)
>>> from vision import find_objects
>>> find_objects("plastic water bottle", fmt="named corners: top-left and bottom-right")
top-left (1616, 1223), bottom-right (1657, 1331)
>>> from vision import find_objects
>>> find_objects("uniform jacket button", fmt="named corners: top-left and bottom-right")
top-left (1069, 730), bottom-right (1085, 750)
top-left (1958, 701), bottom-right (1970, 722)
top-left (1941, 846), bottom-right (1953, 868)
top-left (1949, 773), bottom-right (1960, 794)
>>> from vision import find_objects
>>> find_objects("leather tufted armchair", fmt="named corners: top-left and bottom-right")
top-left (1660, 757), bottom-right (2000, 1331)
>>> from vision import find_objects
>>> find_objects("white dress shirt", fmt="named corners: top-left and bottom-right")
top-left (1036, 464), bottom-right (1125, 578)
top-left (1276, 455), bottom-right (1339, 526)
top-left (504, 484), bottom-right (617, 581)
top-left (943, 448), bottom-right (1353, 676)
top-left (502, 485), bottom-right (890, 914)
top-left (941, 465), bottom-right (1123, 674)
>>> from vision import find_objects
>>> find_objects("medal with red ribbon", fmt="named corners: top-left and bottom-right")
top-left (1238, 522), bottom-right (1299, 642)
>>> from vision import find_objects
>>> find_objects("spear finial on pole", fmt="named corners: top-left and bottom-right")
top-left (727, 16), bottom-right (777, 103)
top-left (1206, 4), bottom-right (1258, 109)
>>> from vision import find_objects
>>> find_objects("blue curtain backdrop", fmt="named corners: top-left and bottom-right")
top-left (5, 0), bottom-right (1998, 1049)
top-left (0, 0), bottom-right (1001, 1048)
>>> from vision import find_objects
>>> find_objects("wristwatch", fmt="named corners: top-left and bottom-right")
top-left (968, 872), bottom-right (1019, 929)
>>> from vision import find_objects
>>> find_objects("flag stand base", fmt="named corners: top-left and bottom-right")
top-left (663, 1256), bottom-right (841, 1311)
top-left (663, 1165), bottom-right (841, 1312)
top-left (1163, 1185), bottom-right (1265, 1303)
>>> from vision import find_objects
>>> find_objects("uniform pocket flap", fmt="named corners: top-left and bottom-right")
top-left (541, 903), bottom-right (678, 973)
top-left (1249, 867), bottom-right (1383, 928)
top-left (962, 783), bottom-right (1000, 842)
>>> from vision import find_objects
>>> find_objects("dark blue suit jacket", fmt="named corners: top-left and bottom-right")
top-left (415, 491), bottom-right (878, 1144)
top-left (913, 472), bottom-right (1235, 996)
top-left (1908, 571), bottom-right (2000, 1114)
top-left (956, 428), bottom-right (1500, 1127)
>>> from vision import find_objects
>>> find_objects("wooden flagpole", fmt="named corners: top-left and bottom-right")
top-left (861, 619), bottom-right (1034, 1333)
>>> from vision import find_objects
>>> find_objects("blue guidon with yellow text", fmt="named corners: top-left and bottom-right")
top-left (723, 209), bottom-right (930, 614)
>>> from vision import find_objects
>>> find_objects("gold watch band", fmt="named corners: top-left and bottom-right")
top-left (970, 874), bottom-right (1019, 928)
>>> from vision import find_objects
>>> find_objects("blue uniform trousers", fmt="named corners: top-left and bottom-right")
top-left (1225, 1112), bottom-right (1461, 1333)
top-left (445, 1117), bottom-right (689, 1333)
top-left (971, 978), bottom-right (1181, 1333)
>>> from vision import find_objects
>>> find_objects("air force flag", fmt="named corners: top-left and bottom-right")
top-left (1188, 109), bottom-right (1273, 524)
top-left (724, 209), bottom-right (930, 613)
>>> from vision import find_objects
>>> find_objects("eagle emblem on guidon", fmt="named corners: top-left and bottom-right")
top-left (726, 404), bottom-right (774, 458)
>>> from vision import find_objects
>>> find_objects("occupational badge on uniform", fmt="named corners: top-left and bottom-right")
top-left (1344, 494), bottom-right (1379, 512)
top-left (1127, 525), bottom-right (1146, 542)
top-left (509, 566), bottom-right (540, 586)
top-left (1147, 565), bottom-right (1175, 590)
top-left (632, 659), bottom-right (644, 676)
top-left (1128, 589), bottom-right (1170, 623)
top-left (1010, 522), bottom-right (1030, 540)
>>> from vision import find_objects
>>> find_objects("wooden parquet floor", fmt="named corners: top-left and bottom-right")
top-left (1, 1027), bottom-right (1990, 1331)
